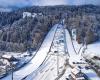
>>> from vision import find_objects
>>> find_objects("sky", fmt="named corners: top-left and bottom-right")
top-left (0, 0), bottom-right (100, 8)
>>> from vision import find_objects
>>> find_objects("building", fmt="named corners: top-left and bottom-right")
top-left (69, 67), bottom-right (86, 80)
top-left (72, 29), bottom-right (76, 40)
top-left (0, 58), bottom-right (10, 66)
top-left (1, 55), bottom-right (19, 69)
top-left (23, 12), bottom-right (43, 19)
top-left (38, 13), bottom-right (43, 16)
top-left (23, 12), bottom-right (32, 18)
top-left (32, 13), bottom-right (37, 18)
top-left (1, 55), bottom-right (18, 61)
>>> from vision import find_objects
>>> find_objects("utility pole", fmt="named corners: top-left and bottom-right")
top-left (57, 41), bottom-right (59, 76)
top-left (5, 58), bottom-right (14, 80)
top-left (57, 52), bottom-right (59, 76)
top-left (11, 62), bottom-right (13, 80)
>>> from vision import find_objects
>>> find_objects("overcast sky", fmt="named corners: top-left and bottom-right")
top-left (0, 0), bottom-right (100, 7)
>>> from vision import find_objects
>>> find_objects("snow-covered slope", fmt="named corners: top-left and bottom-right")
top-left (65, 29), bottom-right (82, 66)
top-left (63, 29), bottom-right (100, 80)
top-left (72, 40), bottom-right (100, 57)
top-left (86, 42), bottom-right (100, 56)
top-left (25, 24), bottom-right (67, 80)
top-left (65, 29), bottom-right (77, 56)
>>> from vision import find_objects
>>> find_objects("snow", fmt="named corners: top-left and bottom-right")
top-left (59, 28), bottom-right (83, 80)
top-left (24, 24), bottom-right (66, 80)
top-left (63, 29), bottom-right (100, 80)
top-left (65, 29), bottom-right (83, 66)
top-left (71, 67), bottom-right (80, 75)
top-left (23, 12), bottom-right (32, 18)
top-left (82, 68), bottom-right (100, 80)
top-left (32, 13), bottom-right (37, 18)
top-left (2, 23), bottom-right (100, 80)
top-left (72, 41), bottom-right (83, 54)
top-left (72, 39), bottom-right (100, 57)
top-left (2, 55), bottom-right (13, 59)
top-left (72, 37), bottom-right (100, 80)
top-left (73, 39), bottom-right (100, 59)
top-left (2, 24), bottom-right (58, 80)
top-left (85, 41), bottom-right (100, 56)
top-left (59, 67), bottom-right (71, 80)
top-left (65, 29), bottom-right (76, 56)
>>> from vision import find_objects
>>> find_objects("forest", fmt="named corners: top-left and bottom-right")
top-left (0, 5), bottom-right (100, 52)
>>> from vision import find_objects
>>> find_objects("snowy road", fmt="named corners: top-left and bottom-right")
top-left (2, 24), bottom-right (58, 80)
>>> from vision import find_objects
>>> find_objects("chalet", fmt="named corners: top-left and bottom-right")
top-left (0, 65), bottom-right (6, 70)
top-left (0, 59), bottom-right (10, 66)
top-left (69, 58), bottom-right (87, 68)
top-left (1, 55), bottom-right (19, 69)
top-left (93, 56), bottom-right (100, 60)
top-left (23, 12), bottom-right (43, 19)
top-left (38, 13), bottom-right (43, 16)
top-left (1, 55), bottom-right (18, 61)
top-left (23, 12), bottom-right (32, 18)
top-left (32, 13), bottom-right (37, 18)
top-left (0, 59), bottom-right (10, 72)
top-left (69, 67), bottom-right (86, 80)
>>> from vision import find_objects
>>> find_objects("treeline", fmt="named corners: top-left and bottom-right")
top-left (0, 12), bottom-right (21, 26)
top-left (0, 5), bottom-right (100, 52)
top-left (0, 15), bottom-right (59, 52)
top-left (16, 4), bottom-right (100, 44)
top-left (64, 5), bottom-right (100, 44)
top-left (0, 13), bottom-right (59, 52)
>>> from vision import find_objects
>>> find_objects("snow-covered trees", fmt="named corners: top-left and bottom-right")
top-left (0, 5), bottom-right (99, 52)
top-left (64, 6), bottom-right (100, 44)
top-left (0, 11), bottom-right (59, 52)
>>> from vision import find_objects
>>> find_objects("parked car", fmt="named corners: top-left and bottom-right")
top-left (85, 66), bottom-right (91, 70)
top-left (66, 78), bottom-right (69, 80)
